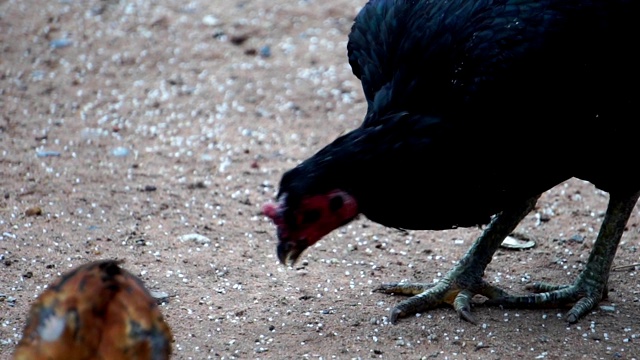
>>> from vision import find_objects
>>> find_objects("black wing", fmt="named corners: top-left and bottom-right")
top-left (346, 0), bottom-right (632, 129)
top-left (347, 0), bottom-right (487, 105)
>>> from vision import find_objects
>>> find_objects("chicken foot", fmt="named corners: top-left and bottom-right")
top-left (375, 195), bottom-right (541, 324)
top-left (485, 190), bottom-right (640, 323)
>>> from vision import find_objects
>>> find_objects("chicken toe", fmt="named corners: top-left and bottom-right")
top-left (484, 190), bottom-right (640, 323)
top-left (375, 196), bottom-right (540, 324)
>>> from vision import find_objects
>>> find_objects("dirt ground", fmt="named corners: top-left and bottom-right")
top-left (1, 0), bottom-right (639, 359)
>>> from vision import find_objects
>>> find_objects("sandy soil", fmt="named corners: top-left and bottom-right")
top-left (1, 0), bottom-right (639, 359)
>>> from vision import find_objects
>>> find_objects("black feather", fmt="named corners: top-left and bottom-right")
top-left (279, 0), bottom-right (639, 230)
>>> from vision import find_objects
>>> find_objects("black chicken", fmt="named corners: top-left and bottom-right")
top-left (263, 0), bottom-right (639, 324)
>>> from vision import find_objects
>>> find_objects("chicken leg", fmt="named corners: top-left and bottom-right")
top-left (485, 189), bottom-right (640, 323)
top-left (375, 195), bottom-right (540, 324)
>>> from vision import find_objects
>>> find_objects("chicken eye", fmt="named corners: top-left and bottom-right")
top-left (300, 209), bottom-right (321, 224)
top-left (329, 195), bottom-right (344, 212)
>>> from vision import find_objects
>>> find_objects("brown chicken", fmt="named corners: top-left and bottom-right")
top-left (13, 260), bottom-right (172, 360)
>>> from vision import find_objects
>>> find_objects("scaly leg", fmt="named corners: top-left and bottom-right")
top-left (486, 190), bottom-right (640, 323)
top-left (375, 195), bottom-right (541, 324)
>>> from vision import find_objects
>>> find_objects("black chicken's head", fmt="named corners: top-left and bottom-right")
top-left (263, 189), bottom-right (359, 266)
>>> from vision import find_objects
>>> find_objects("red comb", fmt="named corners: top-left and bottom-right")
top-left (262, 203), bottom-right (279, 220)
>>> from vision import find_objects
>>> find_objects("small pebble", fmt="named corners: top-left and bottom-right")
top-left (90, 4), bottom-right (106, 16)
top-left (150, 291), bottom-right (171, 304)
top-left (25, 207), bottom-right (43, 216)
top-left (599, 305), bottom-right (616, 312)
top-left (50, 38), bottom-right (72, 49)
top-left (178, 233), bottom-right (211, 244)
top-left (31, 70), bottom-right (45, 80)
top-left (259, 45), bottom-right (271, 58)
top-left (295, 269), bottom-right (308, 276)
top-left (501, 233), bottom-right (536, 249)
top-left (569, 234), bottom-right (585, 243)
top-left (202, 15), bottom-right (220, 26)
top-left (187, 181), bottom-right (207, 189)
top-left (111, 147), bottom-right (130, 157)
top-left (144, 185), bottom-right (157, 192)
top-left (36, 150), bottom-right (61, 158)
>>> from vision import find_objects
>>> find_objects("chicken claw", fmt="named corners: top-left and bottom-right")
top-left (484, 190), bottom-right (640, 323)
top-left (375, 281), bottom-right (485, 324)
top-left (376, 196), bottom-right (539, 324)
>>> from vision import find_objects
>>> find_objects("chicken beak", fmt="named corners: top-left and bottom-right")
top-left (264, 198), bottom-right (312, 266)
top-left (276, 233), bottom-right (308, 266)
